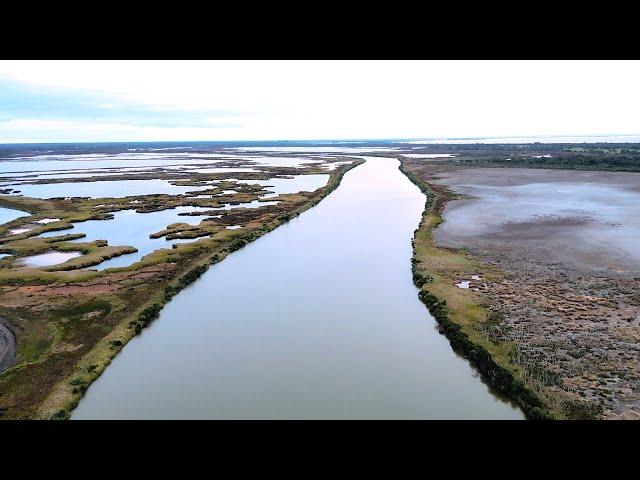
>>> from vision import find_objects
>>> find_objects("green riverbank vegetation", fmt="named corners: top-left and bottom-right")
top-left (0, 159), bottom-right (363, 419)
top-left (399, 161), bottom-right (555, 419)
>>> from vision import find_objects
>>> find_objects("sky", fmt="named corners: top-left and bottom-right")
top-left (0, 60), bottom-right (639, 143)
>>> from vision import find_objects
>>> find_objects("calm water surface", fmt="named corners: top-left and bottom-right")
top-left (4, 179), bottom-right (214, 199)
top-left (0, 206), bottom-right (29, 226)
top-left (66, 207), bottom-right (213, 270)
top-left (20, 251), bottom-right (82, 267)
top-left (72, 157), bottom-right (523, 419)
top-left (0, 153), bottom-right (232, 175)
top-left (235, 174), bottom-right (329, 197)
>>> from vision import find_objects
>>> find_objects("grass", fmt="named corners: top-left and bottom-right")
top-left (399, 160), bottom-right (556, 419)
top-left (0, 159), bottom-right (366, 420)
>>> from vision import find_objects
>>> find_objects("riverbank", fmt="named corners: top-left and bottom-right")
top-left (71, 155), bottom-right (522, 419)
top-left (41, 159), bottom-right (364, 420)
top-left (0, 159), bottom-right (363, 420)
top-left (398, 160), bottom-right (554, 419)
top-left (412, 163), bottom-right (640, 419)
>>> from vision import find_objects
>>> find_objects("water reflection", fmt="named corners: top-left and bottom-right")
top-left (3, 179), bottom-right (212, 199)
top-left (73, 157), bottom-right (523, 419)
top-left (234, 174), bottom-right (329, 198)
top-left (68, 207), bottom-right (213, 270)
top-left (20, 251), bottom-right (82, 267)
top-left (0, 206), bottom-right (29, 226)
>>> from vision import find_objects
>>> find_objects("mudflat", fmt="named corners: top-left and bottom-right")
top-left (404, 162), bottom-right (640, 419)
top-left (433, 167), bottom-right (640, 276)
top-left (0, 145), bottom-right (361, 419)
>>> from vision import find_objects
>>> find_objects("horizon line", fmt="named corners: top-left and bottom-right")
top-left (2, 133), bottom-right (640, 146)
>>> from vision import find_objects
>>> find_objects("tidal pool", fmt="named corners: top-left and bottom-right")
top-left (38, 229), bottom-right (82, 239)
top-left (214, 200), bottom-right (279, 210)
top-left (36, 200), bottom-right (280, 269)
top-left (323, 161), bottom-right (352, 171)
top-left (65, 207), bottom-right (214, 270)
top-left (4, 179), bottom-right (212, 199)
top-left (0, 206), bottom-right (29, 226)
top-left (243, 156), bottom-right (324, 168)
top-left (170, 236), bottom-right (210, 245)
top-left (8, 227), bottom-right (32, 235)
top-left (20, 251), bottom-right (82, 267)
top-left (189, 167), bottom-right (258, 174)
top-left (3, 170), bottom-right (187, 181)
top-left (72, 156), bottom-right (523, 419)
top-left (0, 153), bottom-right (233, 175)
top-left (236, 174), bottom-right (329, 198)
top-left (81, 201), bottom-right (283, 270)
top-left (1, 167), bottom-right (184, 181)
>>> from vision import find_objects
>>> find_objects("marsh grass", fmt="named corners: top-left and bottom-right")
top-left (0, 159), bottom-right (365, 420)
top-left (400, 160), bottom-right (554, 419)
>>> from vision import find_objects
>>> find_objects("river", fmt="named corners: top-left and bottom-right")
top-left (72, 156), bottom-right (523, 419)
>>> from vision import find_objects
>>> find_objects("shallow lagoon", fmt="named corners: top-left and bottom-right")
top-left (0, 206), bottom-right (29, 226)
top-left (73, 157), bottom-right (523, 419)
top-left (213, 200), bottom-right (279, 210)
top-left (234, 174), bottom-right (329, 198)
top-left (0, 153), bottom-right (235, 175)
top-left (242, 156), bottom-right (324, 168)
top-left (190, 167), bottom-right (258, 174)
top-left (3, 179), bottom-right (213, 199)
top-left (65, 207), bottom-right (214, 270)
top-left (59, 200), bottom-right (280, 270)
top-left (20, 251), bottom-right (82, 267)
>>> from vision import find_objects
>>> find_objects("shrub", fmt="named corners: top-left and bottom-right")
top-left (417, 284), bottom-right (551, 419)
top-left (138, 303), bottom-right (162, 327)
top-left (51, 409), bottom-right (68, 420)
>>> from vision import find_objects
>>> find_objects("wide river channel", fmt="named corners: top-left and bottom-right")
top-left (72, 156), bottom-right (523, 419)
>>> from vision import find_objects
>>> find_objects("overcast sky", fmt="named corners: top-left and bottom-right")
top-left (0, 60), bottom-right (638, 143)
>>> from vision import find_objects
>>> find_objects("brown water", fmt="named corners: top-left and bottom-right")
top-left (72, 157), bottom-right (523, 419)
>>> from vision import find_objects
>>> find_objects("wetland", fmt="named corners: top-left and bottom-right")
top-left (402, 146), bottom-right (640, 419)
top-left (2, 141), bottom-right (640, 420)
top-left (72, 156), bottom-right (522, 419)
top-left (0, 143), bottom-right (365, 418)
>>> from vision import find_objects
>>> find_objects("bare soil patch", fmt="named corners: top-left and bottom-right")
top-left (405, 162), bottom-right (640, 419)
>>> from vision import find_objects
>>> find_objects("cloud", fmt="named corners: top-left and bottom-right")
top-left (0, 61), bottom-right (639, 142)
top-left (0, 118), bottom-right (252, 143)
top-left (0, 77), bottom-right (241, 129)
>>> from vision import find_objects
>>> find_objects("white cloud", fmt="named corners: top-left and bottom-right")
top-left (0, 119), bottom-right (251, 143)
top-left (0, 60), bottom-right (639, 142)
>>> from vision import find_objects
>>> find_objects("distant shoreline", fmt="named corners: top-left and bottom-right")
top-left (2, 136), bottom-right (640, 147)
